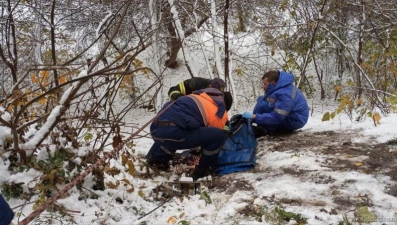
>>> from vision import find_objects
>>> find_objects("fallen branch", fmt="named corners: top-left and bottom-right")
top-left (18, 102), bottom-right (175, 225)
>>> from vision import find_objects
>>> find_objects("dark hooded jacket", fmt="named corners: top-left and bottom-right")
top-left (160, 88), bottom-right (227, 130)
top-left (253, 71), bottom-right (309, 131)
top-left (168, 77), bottom-right (211, 100)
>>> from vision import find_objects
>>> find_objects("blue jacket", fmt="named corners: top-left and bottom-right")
top-left (0, 195), bottom-right (14, 225)
top-left (160, 96), bottom-right (203, 130)
top-left (253, 71), bottom-right (309, 131)
top-left (159, 88), bottom-right (227, 130)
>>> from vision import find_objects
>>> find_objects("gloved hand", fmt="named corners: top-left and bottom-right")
top-left (171, 93), bottom-right (184, 101)
top-left (242, 111), bottom-right (254, 119)
top-left (222, 125), bottom-right (229, 134)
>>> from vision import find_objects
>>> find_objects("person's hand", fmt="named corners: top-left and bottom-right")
top-left (242, 111), bottom-right (254, 119)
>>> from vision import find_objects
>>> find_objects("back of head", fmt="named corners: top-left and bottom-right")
top-left (210, 77), bottom-right (226, 91)
top-left (262, 70), bottom-right (280, 83)
top-left (223, 91), bottom-right (233, 111)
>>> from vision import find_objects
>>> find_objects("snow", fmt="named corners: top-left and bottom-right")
top-left (305, 104), bottom-right (397, 143)
top-left (21, 105), bottom-right (63, 150)
top-left (0, 108), bottom-right (11, 149)
top-left (1, 16), bottom-right (397, 225)
top-left (22, 70), bottom-right (88, 151)
top-left (2, 68), bottom-right (397, 225)
top-left (211, 0), bottom-right (223, 79)
top-left (168, 0), bottom-right (199, 78)
top-left (0, 107), bottom-right (12, 122)
top-left (179, 177), bottom-right (194, 182)
top-left (59, 86), bottom-right (73, 105)
top-left (96, 11), bottom-right (113, 39)
top-left (3, 103), bottom-right (397, 225)
top-left (0, 127), bottom-right (11, 147)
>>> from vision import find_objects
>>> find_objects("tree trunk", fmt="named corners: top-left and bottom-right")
top-left (163, 1), bottom-right (210, 69)
top-left (164, 19), bottom-right (182, 69)
top-left (356, 0), bottom-right (365, 99)
top-left (236, 3), bottom-right (246, 32)
top-left (224, 0), bottom-right (230, 83)
top-left (163, 1), bottom-right (181, 68)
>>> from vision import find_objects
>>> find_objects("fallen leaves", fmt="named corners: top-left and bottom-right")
top-left (354, 162), bottom-right (363, 167)
top-left (167, 216), bottom-right (177, 224)
top-left (372, 112), bottom-right (381, 125)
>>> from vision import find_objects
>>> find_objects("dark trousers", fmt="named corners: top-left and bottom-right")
top-left (253, 124), bottom-right (293, 138)
top-left (146, 121), bottom-right (226, 169)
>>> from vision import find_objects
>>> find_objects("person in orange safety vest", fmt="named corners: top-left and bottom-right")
top-left (146, 88), bottom-right (233, 180)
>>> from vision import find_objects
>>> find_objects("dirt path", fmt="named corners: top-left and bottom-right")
top-left (264, 130), bottom-right (397, 191)
top-left (206, 130), bottom-right (397, 224)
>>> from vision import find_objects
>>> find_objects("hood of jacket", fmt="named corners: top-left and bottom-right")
top-left (265, 71), bottom-right (295, 96)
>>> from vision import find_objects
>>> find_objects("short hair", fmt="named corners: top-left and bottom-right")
top-left (210, 77), bottom-right (226, 90)
top-left (223, 91), bottom-right (233, 111)
top-left (262, 70), bottom-right (280, 83)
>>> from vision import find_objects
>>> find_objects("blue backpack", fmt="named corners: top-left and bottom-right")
top-left (216, 114), bottom-right (257, 175)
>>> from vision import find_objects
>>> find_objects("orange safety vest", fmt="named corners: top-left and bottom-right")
top-left (188, 93), bottom-right (228, 129)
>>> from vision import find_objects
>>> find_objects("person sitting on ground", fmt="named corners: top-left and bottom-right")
top-left (146, 89), bottom-right (233, 181)
top-left (242, 70), bottom-right (309, 137)
top-left (168, 77), bottom-right (226, 100)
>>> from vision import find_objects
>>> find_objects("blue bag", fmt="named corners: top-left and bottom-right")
top-left (216, 114), bottom-right (257, 175)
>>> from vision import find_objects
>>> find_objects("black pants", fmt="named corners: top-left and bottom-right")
top-left (253, 125), bottom-right (293, 138)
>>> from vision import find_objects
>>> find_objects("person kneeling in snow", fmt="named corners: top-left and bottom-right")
top-left (168, 77), bottom-right (227, 153)
top-left (146, 89), bottom-right (233, 181)
top-left (242, 70), bottom-right (309, 137)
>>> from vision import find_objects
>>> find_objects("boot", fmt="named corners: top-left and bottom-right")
top-left (146, 155), bottom-right (170, 171)
top-left (189, 146), bottom-right (201, 155)
top-left (253, 125), bottom-right (267, 138)
top-left (191, 167), bottom-right (212, 181)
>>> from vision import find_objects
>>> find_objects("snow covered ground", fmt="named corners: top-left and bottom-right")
top-left (1, 27), bottom-right (397, 225)
top-left (3, 101), bottom-right (397, 225)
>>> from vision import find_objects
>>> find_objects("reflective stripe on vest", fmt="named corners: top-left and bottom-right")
top-left (274, 108), bottom-right (289, 116)
top-left (266, 96), bottom-right (276, 103)
top-left (273, 86), bottom-right (298, 116)
top-left (291, 86), bottom-right (297, 99)
top-left (203, 148), bottom-right (220, 156)
top-left (188, 93), bottom-right (228, 130)
top-left (179, 81), bottom-right (186, 95)
top-left (169, 90), bottom-right (181, 99)
top-left (161, 146), bottom-right (175, 155)
top-left (189, 95), bottom-right (208, 126)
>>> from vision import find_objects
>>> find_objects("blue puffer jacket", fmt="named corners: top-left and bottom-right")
top-left (253, 71), bottom-right (309, 131)
top-left (0, 195), bottom-right (14, 225)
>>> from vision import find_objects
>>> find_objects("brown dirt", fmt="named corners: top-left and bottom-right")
top-left (253, 130), bottom-right (396, 175)
top-left (212, 130), bottom-right (397, 212)
top-left (157, 130), bottom-right (397, 216)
